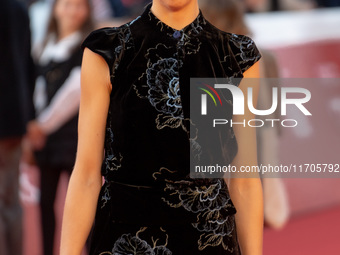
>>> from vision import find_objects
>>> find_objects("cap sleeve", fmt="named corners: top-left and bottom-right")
top-left (81, 27), bottom-right (125, 79)
top-left (228, 33), bottom-right (261, 75)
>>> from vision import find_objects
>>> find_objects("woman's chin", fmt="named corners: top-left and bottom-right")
top-left (156, 0), bottom-right (196, 11)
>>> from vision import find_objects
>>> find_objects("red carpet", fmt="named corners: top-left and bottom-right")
top-left (264, 205), bottom-right (340, 255)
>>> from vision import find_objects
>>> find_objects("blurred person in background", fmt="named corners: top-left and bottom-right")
top-left (315, 0), bottom-right (340, 7)
top-left (106, 0), bottom-right (129, 17)
top-left (93, 0), bottom-right (152, 28)
top-left (29, 0), bottom-right (110, 43)
top-left (101, 0), bottom-right (152, 19)
top-left (199, 0), bottom-right (290, 229)
top-left (0, 0), bottom-right (35, 254)
top-left (119, 0), bottom-right (151, 17)
top-left (276, 0), bottom-right (316, 10)
top-left (243, 0), bottom-right (316, 11)
top-left (25, 0), bottom-right (94, 254)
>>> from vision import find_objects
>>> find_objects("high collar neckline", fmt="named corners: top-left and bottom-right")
top-left (141, 3), bottom-right (206, 37)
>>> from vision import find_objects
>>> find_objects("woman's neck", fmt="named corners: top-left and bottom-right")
top-left (150, 0), bottom-right (199, 30)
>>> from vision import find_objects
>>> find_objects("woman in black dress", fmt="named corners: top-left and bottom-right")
top-left (26, 0), bottom-right (93, 254)
top-left (61, 1), bottom-right (263, 254)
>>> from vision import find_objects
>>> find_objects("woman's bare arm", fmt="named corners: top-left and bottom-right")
top-left (60, 48), bottom-right (112, 255)
top-left (226, 62), bottom-right (264, 255)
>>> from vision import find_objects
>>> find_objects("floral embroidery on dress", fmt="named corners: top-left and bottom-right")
top-left (103, 127), bottom-right (123, 173)
top-left (195, 211), bottom-right (236, 251)
top-left (100, 184), bottom-right (111, 209)
top-left (190, 136), bottom-right (203, 162)
top-left (133, 10), bottom-right (204, 131)
top-left (109, 24), bottom-right (134, 83)
top-left (229, 33), bottom-right (261, 74)
top-left (133, 43), bottom-right (187, 130)
top-left (152, 167), bottom-right (237, 251)
top-left (146, 58), bottom-right (183, 115)
top-left (100, 110), bottom-right (122, 207)
top-left (99, 227), bottom-right (172, 255)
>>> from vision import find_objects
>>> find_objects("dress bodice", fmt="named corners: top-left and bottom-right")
top-left (82, 4), bottom-right (261, 186)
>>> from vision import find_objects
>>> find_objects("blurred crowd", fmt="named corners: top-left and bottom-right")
top-left (25, 0), bottom-right (340, 21)
top-left (1, 0), bottom-right (340, 255)
top-left (243, 0), bottom-right (340, 11)
top-left (23, 0), bottom-right (340, 13)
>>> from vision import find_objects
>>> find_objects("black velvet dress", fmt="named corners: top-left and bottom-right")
top-left (81, 3), bottom-right (261, 255)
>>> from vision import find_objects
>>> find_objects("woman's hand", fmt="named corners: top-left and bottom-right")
top-left (21, 135), bottom-right (36, 165)
top-left (27, 120), bottom-right (46, 150)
